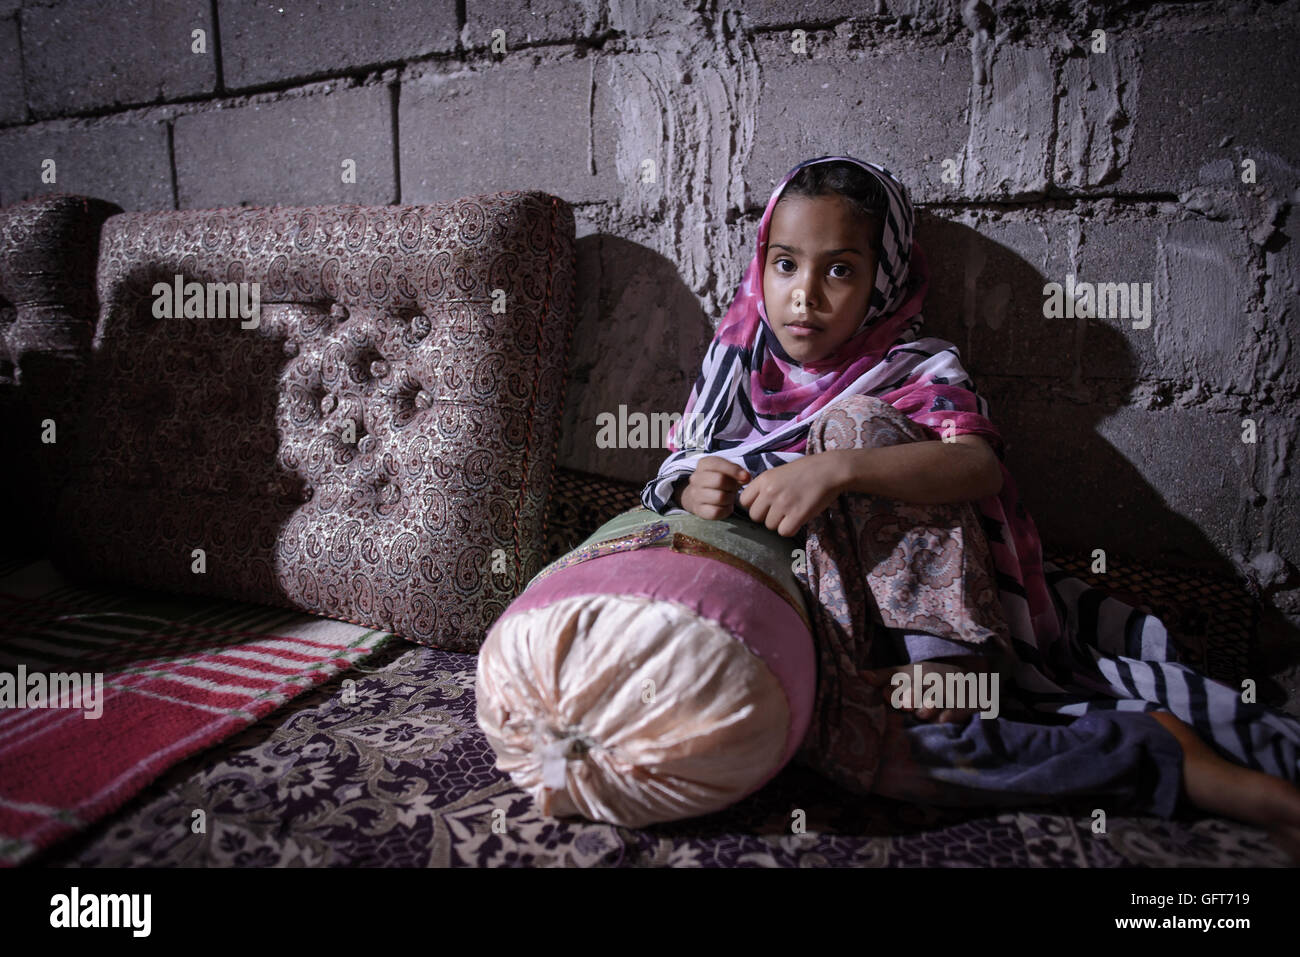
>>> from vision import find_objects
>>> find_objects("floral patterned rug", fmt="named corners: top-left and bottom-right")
top-left (28, 636), bottom-right (1292, 867)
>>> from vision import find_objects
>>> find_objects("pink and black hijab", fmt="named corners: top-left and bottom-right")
top-left (641, 154), bottom-right (1066, 657)
top-left (641, 154), bottom-right (1001, 514)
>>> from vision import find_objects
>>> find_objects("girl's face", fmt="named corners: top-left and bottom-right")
top-left (762, 193), bottom-right (879, 365)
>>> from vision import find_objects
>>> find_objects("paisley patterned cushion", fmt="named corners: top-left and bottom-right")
top-left (50, 192), bottom-right (576, 652)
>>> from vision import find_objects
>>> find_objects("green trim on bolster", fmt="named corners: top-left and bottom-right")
top-left (532, 507), bottom-right (810, 618)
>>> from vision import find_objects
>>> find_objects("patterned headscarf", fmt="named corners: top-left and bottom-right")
top-left (641, 155), bottom-right (1003, 514)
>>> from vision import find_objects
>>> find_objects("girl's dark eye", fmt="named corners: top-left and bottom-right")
top-left (772, 259), bottom-right (851, 277)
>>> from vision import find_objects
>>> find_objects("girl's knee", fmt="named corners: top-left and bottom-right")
top-left (807, 394), bottom-right (930, 454)
top-left (822, 394), bottom-right (893, 418)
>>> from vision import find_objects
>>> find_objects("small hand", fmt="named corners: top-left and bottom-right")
top-left (736, 454), bottom-right (842, 538)
top-left (679, 456), bottom-right (751, 520)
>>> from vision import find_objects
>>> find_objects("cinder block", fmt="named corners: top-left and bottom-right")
top-left (1259, 416), bottom-right (1300, 575)
top-left (1263, 214), bottom-right (1300, 397)
top-left (1053, 37), bottom-right (1140, 190)
top-left (1064, 221), bottom-right (1163, 384)
top-left (399, 60), bottom-right (618, 206)
top-left (1228, 226), bottom-right (1300, 575)
top-left (738, 0), bottom-right (967, 30)
top-left (1094, 404), bottom-right (1258, 567)
top-left (916, 212), bottom-right (1078, 379)
top-left (738, 0), bottom-right (865, 28)
top-left (963, 45), bottom-right (1053, 198)
top-left (1121, 29), bottom-right (1300, 192)
top-left (923, 217), bottom-right (1255, 393)
top-left (746, 48), bottom-right (971, 206)
top-left (1069, 219), bottom-right (1253, 394)
top-left (174, 85), bottom-right (396, 208)
top-left (220, 0), bottom-right (458, 91)
top-left (466, 0), bottom-right (595, 45)
top-left (22, 0), bottom-right (215, 116)
top-left (1155, 219), bottom-right (1253, 389)
top-left (0, 121), bottom-right (173, 210)
top-left (985, 387), bottom-right (1241, 569)
top-left (0, 16), bottom-right (25, 125)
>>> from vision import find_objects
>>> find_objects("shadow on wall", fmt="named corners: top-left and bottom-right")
top-left (562, 217), bottom-right (1248, 583)
top-left (914, 212), bottom-right (1233, 577)
top-left (557, 233), bottom-right (716, 486)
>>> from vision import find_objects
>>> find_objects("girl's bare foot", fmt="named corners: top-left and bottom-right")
top-left (861, 655), bottom-right (994, 724)
top-left (1148, 710), bottom-right (1300, 864)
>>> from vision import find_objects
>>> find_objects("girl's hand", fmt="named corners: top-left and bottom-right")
top-left (679, 456), bottom-right (751, 520)
top-left (737, 453), bottom-right (843, 537)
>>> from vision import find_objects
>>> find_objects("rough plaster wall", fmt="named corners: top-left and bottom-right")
top-left (1, 0), bottom-right (1299, 637)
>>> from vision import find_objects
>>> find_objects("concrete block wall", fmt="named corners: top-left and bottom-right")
top-left (2, 0), bottom-right (1299, 629)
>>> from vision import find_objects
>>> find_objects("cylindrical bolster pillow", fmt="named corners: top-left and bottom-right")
top-left (475, 507), bottom-right (816, 828)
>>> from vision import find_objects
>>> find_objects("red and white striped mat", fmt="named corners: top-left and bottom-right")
top-left (0, 557), bottom-right (395, 867)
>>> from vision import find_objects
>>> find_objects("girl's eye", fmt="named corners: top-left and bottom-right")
top-left (772, 259), bottom-right (850, 277)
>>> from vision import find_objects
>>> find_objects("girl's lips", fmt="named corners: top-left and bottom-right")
top-left (786, 323), bottom-right (821, 336)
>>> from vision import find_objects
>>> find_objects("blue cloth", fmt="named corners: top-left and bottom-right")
top-left (890, 630), bottom-right (977, 664)
top-left (877, 630), bottom-right (1186, 817)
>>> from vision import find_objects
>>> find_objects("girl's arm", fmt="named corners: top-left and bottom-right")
top-left (824, 434), bottom-right (1003, 505)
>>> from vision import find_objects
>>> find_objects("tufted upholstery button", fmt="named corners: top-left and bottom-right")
top-left (370, 359), bottom-right (389, 379)
top-left (320, 393), bottom-right (336, 414)
top-left (414, 389), bottom-right (433, 410)
top-left (330, 303), bottom-right (349, 321)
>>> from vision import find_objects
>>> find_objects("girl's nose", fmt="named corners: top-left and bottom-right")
top-left (802, 275), bottom-right (823, 309)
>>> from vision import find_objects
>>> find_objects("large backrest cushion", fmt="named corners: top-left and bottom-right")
top-left (50, 192), bottom-right (576, 652)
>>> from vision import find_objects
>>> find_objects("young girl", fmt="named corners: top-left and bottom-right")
top-left (642, 154), bottom-right (1300, 860)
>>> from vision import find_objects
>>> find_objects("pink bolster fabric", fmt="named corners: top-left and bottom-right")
top-left (508, 548), bottom-right (816, 774)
